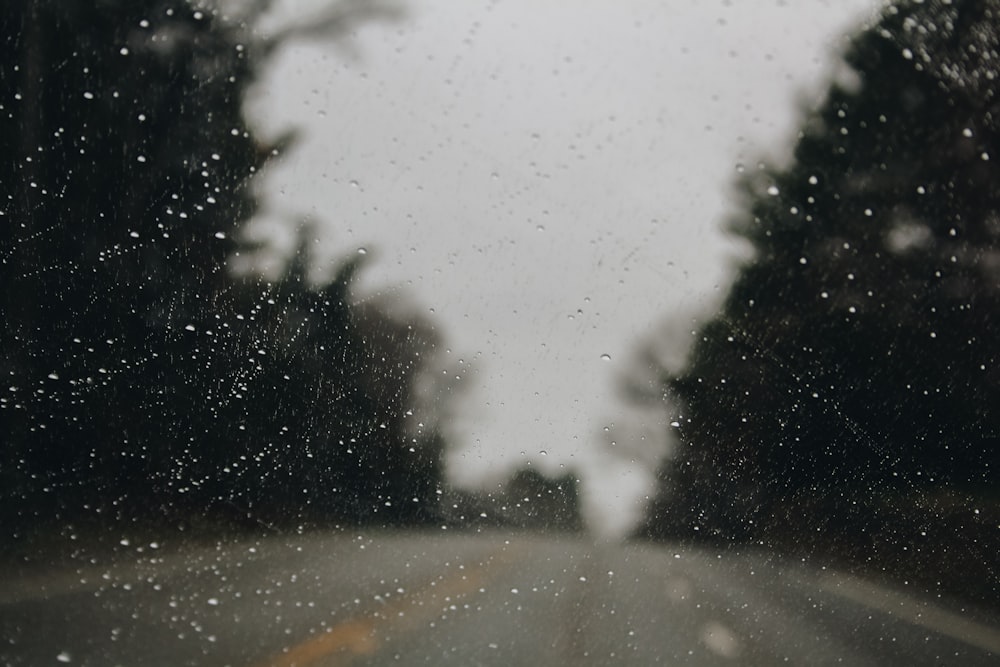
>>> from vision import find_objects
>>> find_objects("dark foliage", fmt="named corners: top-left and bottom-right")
top-left (1, 0), bottom-right (445, 537)
top-left (441, 469), bottom-right (583, 532)
top-left (643, 0), bottom-right (1000, 549)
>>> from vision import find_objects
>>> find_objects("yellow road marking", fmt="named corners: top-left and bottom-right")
top-left (252, 543), bottom-right (522, 667)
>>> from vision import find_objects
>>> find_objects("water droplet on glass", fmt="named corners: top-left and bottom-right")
top-left (600, 354), bottom-right (611, 361)
top-left (357, 247), bottom-right (367, 255)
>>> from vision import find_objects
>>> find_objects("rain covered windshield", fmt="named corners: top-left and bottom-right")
top-left (2, 0), bottom-right (999, 665)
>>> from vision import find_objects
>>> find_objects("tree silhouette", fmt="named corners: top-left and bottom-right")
top-left (643, 0), bottom-right (1000, 542)
top-left (2, 0), bottom-right (261, 525)
top-left (440, 469), bottom-right (583, 531)
top-left (1, 0), bottom-right (447, 537)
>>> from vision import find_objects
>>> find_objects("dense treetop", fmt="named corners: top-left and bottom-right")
top-left (1, 1), bottom-right (448, 535)
top-left (643, 0), bottom-right (1000, 542)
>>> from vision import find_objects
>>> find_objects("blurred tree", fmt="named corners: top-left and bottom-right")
top-left (205, 254), bottom-right (447, 528)
top-left (1, 0), bottom-right (446, 536)
top-left (439, 469), bottom-right (583, 531)
top-left (2, 0), bottom-right (262, 526)
top-left (502, 469), bottom-right (583, 531)
top-left (643, 0), bottom-right (1000, 541)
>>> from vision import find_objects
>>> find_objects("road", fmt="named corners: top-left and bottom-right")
top-left (2, 530), bottom-right (998, 666)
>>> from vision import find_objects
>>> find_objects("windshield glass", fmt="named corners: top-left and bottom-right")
top-left (2, 1), bottom-right (998, 665)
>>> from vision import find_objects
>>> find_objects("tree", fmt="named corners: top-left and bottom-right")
top-left (643, 0), bottom-right (1000, 542)
top-left (1, 0), bottom-right (447, 536)
top-left (439, 469), bottom-right (583, 531)
top-left (2, 0), bottom-right (262, 524)
top-left (200, 252), bottom-right (447, 528)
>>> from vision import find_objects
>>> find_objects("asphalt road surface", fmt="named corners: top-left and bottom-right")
top-left (2, 530), bottom-right (998, 666)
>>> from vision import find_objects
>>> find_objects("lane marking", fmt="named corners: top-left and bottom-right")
top-left (252, 543), bottom-right (522, 667)
top-left (818, 572), bottom-right (1000, 655)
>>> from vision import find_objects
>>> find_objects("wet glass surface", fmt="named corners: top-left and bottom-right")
top-left (2, 1), bottom-right (999, 664)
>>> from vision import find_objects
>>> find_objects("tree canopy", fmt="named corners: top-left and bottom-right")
top-left (642, 0), bottom-right (1000, 544)
top-left (1, 0), bottom-right (447, 536)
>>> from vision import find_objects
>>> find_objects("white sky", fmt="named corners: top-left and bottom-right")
top-left (241, 0), bottom-right (876, 536)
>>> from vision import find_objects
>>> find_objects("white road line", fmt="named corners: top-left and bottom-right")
top-left (818, 572), bottom-right (1000, 655)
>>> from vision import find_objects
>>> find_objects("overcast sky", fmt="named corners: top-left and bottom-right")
top-left (241, 0), bottom-right (876, 536)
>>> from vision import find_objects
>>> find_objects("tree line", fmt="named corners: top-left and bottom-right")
top-left (641, 0), bottom-right (1000, 582)
top-left (1, 0), bottom-right (448, 537)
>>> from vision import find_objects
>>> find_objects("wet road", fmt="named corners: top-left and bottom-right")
top-left (2, 530), bottom-right (998, 666)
